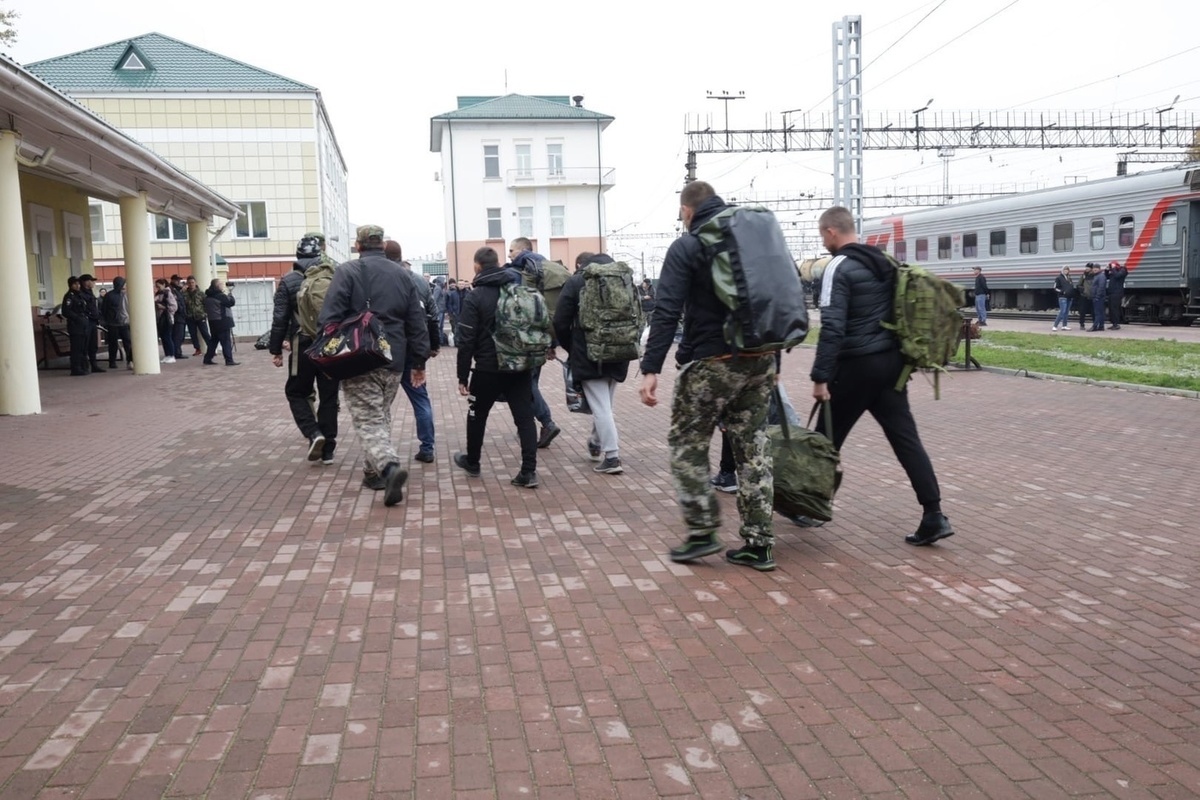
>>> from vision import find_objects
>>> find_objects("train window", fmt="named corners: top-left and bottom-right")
top-left (938, 236), bottom-right (951, 260)
top-left (1090, 218), bottom-right (1104, 250)
top-left (989, 229), bottom-right (1006, 257)
top-left (1020, 226), bottom-right (1038, 254)
top-left (963, 233), bottom-right (978, 258)
top-left (1053, 222), bottom-right (1074, 252)
top-left (895, 240), bottom-right (908, 262)
top-left (1161, 211), bottom-right (1178, 245)
top-left (915, 238), bottom-right (929, 261)
top-left (1119, 216), bottom-right (1134, 247)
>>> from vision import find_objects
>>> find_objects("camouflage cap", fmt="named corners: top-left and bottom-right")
top-left (304, 231), bottom-right (327, 243)
top-left (356, 224), bottom-right (385, 244)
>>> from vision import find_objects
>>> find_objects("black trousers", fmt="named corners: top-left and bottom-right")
top-left (107, 324), bottom-right (132, 365)
top-left (205, 323), bottom-right (235, 363)
top-left (286, 337), bottom-right (339, 447)
top-left (466, 370), bottom-right (538, 473)
top-left (86, 321), bottom-right (101, 366)
top-left (68, 326), bottom-right (89, 374)
top-left (817, 349), bottom-right (941, 509)
top-left (1108, 292), bottom-right (1123, 326)
top-left (1076, 297), bottom-right (1091, 328)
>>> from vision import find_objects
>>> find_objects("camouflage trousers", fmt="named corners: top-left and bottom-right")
top-left (668, 354), bottom-right (775, 546)
top-left (341, 368), bottom-right (403, 476)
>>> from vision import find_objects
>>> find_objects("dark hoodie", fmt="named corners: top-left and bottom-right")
top-left (810, 241), bottom-right (898, 384)
top-left (204, 284), bottom-right (236, 329)
top-left (456, 265), bottom-right (522, 383)
top-left (268, 257), bottom-right (318, 354)
top-left (102, 276), bottom-right (129, 326)
top-left (552, 253), bottom-right (631, 383)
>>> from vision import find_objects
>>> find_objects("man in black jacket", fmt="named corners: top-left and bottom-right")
top-left (811, 206), bottom-right (953, 546)
top-left (384, 240), bottom-right (441, 465)
top-left (639, 181), bottom-right (777, 571)
top-left (453, 246), bottom-right (539, 488)
top-left (78, 274), bottom-right (105, 372)
top-left (1106, 260), bottom-right (1127, 330)
top-left (61, 276), bottom-right (90, 376)
top-left (269, 234), bottom-right (339, 464)
top-left (319, 225), bottom-right (431, 507)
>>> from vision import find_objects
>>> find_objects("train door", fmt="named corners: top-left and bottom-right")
top-left (1189, 202), bottom-right (1200, 311)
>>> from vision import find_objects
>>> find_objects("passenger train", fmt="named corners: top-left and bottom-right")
top-left (861, 164), bottom-right (1200, 324)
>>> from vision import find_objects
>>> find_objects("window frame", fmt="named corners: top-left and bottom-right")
top-left (483, 144), bottom-right (500, 180)
top-left (486, 207), bottom-right (503, 239)
top-left (515, 143), bottom-right (532, 178)
top-left (937, 235), bottom-right (952, 260)
top-left (89, 202), bottom-right (106, 244)
top-left (989, 229), bottom-right (1007, 257)
top-left (1090, 218), bottom-right (1105, 250)
top-left (1019, 225), bottom-right (1038, 255)
top-left (915, 238), bottom-right (929, 262)
top-left (547, 143), bottom-right (564, 177)
top-left (1161, 211), bottom-right (1178, 246)
top-left (1053, 221), bottom-right (1074, 252)
top-left (549, 205), bottom-right (565, 237)
top-left (151, 213), bottom-right (189, 242)
top-left (234, 201), bottom-right (269, 239)
top-left (962, 232), bottom-right (978, 258)
top-left (1118, 215), bottom-right (1135, 248)
top-left (894, 239), bottom-right (908, 262)
top-left (518, 206), bottom-right (534, 238)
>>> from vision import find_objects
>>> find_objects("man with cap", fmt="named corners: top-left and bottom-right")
top-left (61, 276), bottom-right (91, 376)
top-left (269, 232), bottom-right (340, 464)
top-left (383, 240), bottom-right (440, 464)
top-left (1106, 260), bottom-right (1127, 330)
top-left (78, 274), bottom-right (106, 372)
top-left (319, 225), bottom-right (431, 506)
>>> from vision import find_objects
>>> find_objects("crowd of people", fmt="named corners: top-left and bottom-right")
top-left (972, 260), bottom-right (1129, 332)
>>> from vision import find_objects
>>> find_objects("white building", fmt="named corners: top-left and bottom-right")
top-left (430, 94), bottom-right (615, 280)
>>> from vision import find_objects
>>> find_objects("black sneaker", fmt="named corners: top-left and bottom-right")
top-left (362, 472), bottom-right (386, 491)
top-left (790, 515), bottom-right (825, 528)
top-left (321, 443), bottom-right (336, 466)
top-left (669, 531), bottom-right (722, 563)
top-left (710, 471), bottom-right (738, 493)
top-left (905, 514), bottom-right (955, 546)
top-left (593, 457), bottom-right (623, 474)
top-left (537, 424), bottom-right (561, 449)
top-left (726, 544), bottom-right (776, 571)
top-left (307, 434), bottom-right (326, 462)
top-left (414, 450), bottom-right (435, 463)
top-left (587, 441), bottom-right (602, 461)
top-left (382, 463), bottom-right (408, 507)
top-left (453, 452), bottom-right (481, 477)
top-left (511, 470), bottom-right (539, 488)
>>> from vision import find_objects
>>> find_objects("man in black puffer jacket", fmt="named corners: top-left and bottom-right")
top-left (811, 206), bottom-right (953, 546)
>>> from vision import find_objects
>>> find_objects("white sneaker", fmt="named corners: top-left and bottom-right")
top-left (1052, 326), bottom-right (1058, 331)
top-left (161, 356), bottom-right (175, 364)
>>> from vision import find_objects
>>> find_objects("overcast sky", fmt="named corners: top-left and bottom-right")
top-left (7, 0), bottom-right (1198, 261)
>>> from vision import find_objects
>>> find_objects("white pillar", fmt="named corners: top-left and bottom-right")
top-left (188, 220), bottom-right (211, 288)
top-left (119, 193), bottom-right (159, 375)
top-left (0, 131), bottom-right (42, 415)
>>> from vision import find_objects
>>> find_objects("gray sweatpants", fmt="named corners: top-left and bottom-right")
top-left (582, 377), bottom-right (620, 458)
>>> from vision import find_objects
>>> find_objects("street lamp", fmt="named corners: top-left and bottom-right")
top-left (912, 98), bottom-right (933, 151)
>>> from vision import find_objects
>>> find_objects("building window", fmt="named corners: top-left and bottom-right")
top-left (894, 240), bottom-right (907, 262)
top-left (1161, 211), bottom-right (1178, 246)
top-left (151, 213), bottom-right (188, 241)
top-left (515, 144), bottom-right (532, 178)
top-left (234, 202), bottom-right (268, 239)
top-left (547, 143), bottom-right (563, 177)
top-left (1090, 218), bottom-right (1105, 250)
top-left (915, 238), bottom-right (928, 262)
top-left (1019, 226), bottom-right (1038, 254)
top-left (518, 206), bottom-right (534, 238)
top-left (89, 203), bottom-right (105, 243)
top-left (937, 235), bottom-right (951, 260)
top-left (963, 233), bottom-right (978, 258)
top-left (484, 144), bottom-right (500, 179)
top-left (1118, 215), bottom-right (1134, 247)
top-left (486, 207), bottom-right (502, 239)
top-left (1053, 222), bottom-right (1074, 252)
top-left (549, 205), bottom-right (565, 236)
top-left (989, 229), bottom-right (1006, 257)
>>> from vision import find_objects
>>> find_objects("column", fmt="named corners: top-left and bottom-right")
top-left (119, 192), bottom-right (159, 375)
top-left (188, 220), bottom-right (211, 288)
top-left (0, 130), bottom-right (42, 415)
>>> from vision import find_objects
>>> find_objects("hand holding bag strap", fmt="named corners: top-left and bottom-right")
top-left (806, 400), bottom-right (834, 445)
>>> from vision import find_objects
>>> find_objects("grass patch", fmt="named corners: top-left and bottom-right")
top-left (958, 331), bottom-right (1200, 391)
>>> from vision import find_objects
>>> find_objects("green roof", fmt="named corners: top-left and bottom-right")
top-left (433, 94), bottom-right (613, 122)
top-left (26, 32), bottom-right (316, 94)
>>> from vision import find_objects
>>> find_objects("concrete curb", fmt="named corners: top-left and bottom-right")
top-left (964, 364), bottom-right (1200, 400)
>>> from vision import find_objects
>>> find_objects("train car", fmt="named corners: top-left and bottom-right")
top-left (861, 164), bottom-right (1200, 324)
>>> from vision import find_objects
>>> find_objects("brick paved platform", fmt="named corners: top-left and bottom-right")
top-left (1, 336), bottom-right (1198, 799)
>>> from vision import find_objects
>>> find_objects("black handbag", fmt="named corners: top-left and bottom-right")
top-left (304, 264), bottom-right (393, 380)
top-left (768, 394), bottom-right (840, 522)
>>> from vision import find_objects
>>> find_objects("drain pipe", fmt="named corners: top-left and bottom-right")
top-left (208, 212), bottom-right (240, 284)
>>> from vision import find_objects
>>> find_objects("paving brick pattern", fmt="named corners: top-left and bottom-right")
top-left (2, 330), bottom-right (1198, 798)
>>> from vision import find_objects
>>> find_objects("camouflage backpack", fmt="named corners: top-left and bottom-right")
top-left (296, 258), bottom-right (337, 338)
top-left (520, 257), bottom-right (572, 319)
top-left (493, 282), bottom-right (552, 372)
top-left (578, 259), bottom-right (644, 363)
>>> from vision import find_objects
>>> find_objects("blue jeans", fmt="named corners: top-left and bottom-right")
top-left (1053, 297), bottom-right (1071, 328)
top-left (401, 361), bottom-right (435, 454)
top-left (975, 294), bottom-right (988, 324)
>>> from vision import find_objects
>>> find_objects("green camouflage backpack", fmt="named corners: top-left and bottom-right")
top-left (878, 252), bottom-right (965, 399)
top-left (493, 282), bottom-right (552, 371)
top-left (578, 259), bottom-right (644, 363)
top-left (521, 259), bottom-right (572, 319)
top-left (296, 257), bottom-right (337, 338)
top-left (697, 205), bottom-right (809, 354)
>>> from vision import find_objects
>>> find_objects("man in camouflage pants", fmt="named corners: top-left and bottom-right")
top-left (639, 180), bottom-right (778, 571)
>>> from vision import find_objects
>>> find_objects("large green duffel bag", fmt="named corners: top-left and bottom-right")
top-left (769, 396), bottom-right (840, 522)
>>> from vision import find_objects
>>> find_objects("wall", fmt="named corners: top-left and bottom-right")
top-left (18, 171), bottom-right (93, 309)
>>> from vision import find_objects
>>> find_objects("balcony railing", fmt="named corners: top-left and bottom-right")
top-left (506, 166), bottom-right (616, 188)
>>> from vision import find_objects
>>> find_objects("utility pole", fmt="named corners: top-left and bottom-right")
top-left (707, 90), bottom-right (745, 147)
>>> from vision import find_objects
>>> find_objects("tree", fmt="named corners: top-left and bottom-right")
top-left (0, 4), bottom-right (18, 47)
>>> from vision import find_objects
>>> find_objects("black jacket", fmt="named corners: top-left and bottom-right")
top-left (810, 242), bottom-right (898, 384)
top-left (399, 267), bottom-right (440, 363)
top-left (102, 277), bottom-right (129, 327)
top-left (268, 259), bottom-right (314, 355)
top-left (552, 257), bottom-right (632, 383)
top-left (204, 286), bottom-right (236, 329)
top-left (1107, 265), bottom-right (1127, 295)
top-left (640, 194), bottom-right (738, 374)
top-left (974, 273), bottom-right (989, 295)
top-left (1054, 272), bottom-right (1075, 298)
top-left (456, 265), bottom-right (522, 383)
top-left (318, 249), bottom-right (430, 372)
top-left (61, 288), bottom-right (89, 333)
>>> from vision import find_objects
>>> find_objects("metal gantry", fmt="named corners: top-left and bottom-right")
top-left (832, 16), bottom-right (863, 231)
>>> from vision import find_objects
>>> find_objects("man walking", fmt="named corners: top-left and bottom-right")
top-left (318, 225), bottom-right (430, 506)
top-left (972, 266), bottom-right (989, 326)
top-left (507, 237), bottom-right (561, 448)
top-left (453, 246), bottom-right (540, 488)
top-left (268, 233), bottom-right (340, 464)
top-left (182, 276), bottom-right (211, 356)
top-left (639, 181), bottom-right (777, 571)
top-left (810, 206), bottom-right (954, 546)
top-left (383, 240), bottom-right (440, 464)
top-left (102, 276), bottom-right (133, 369)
